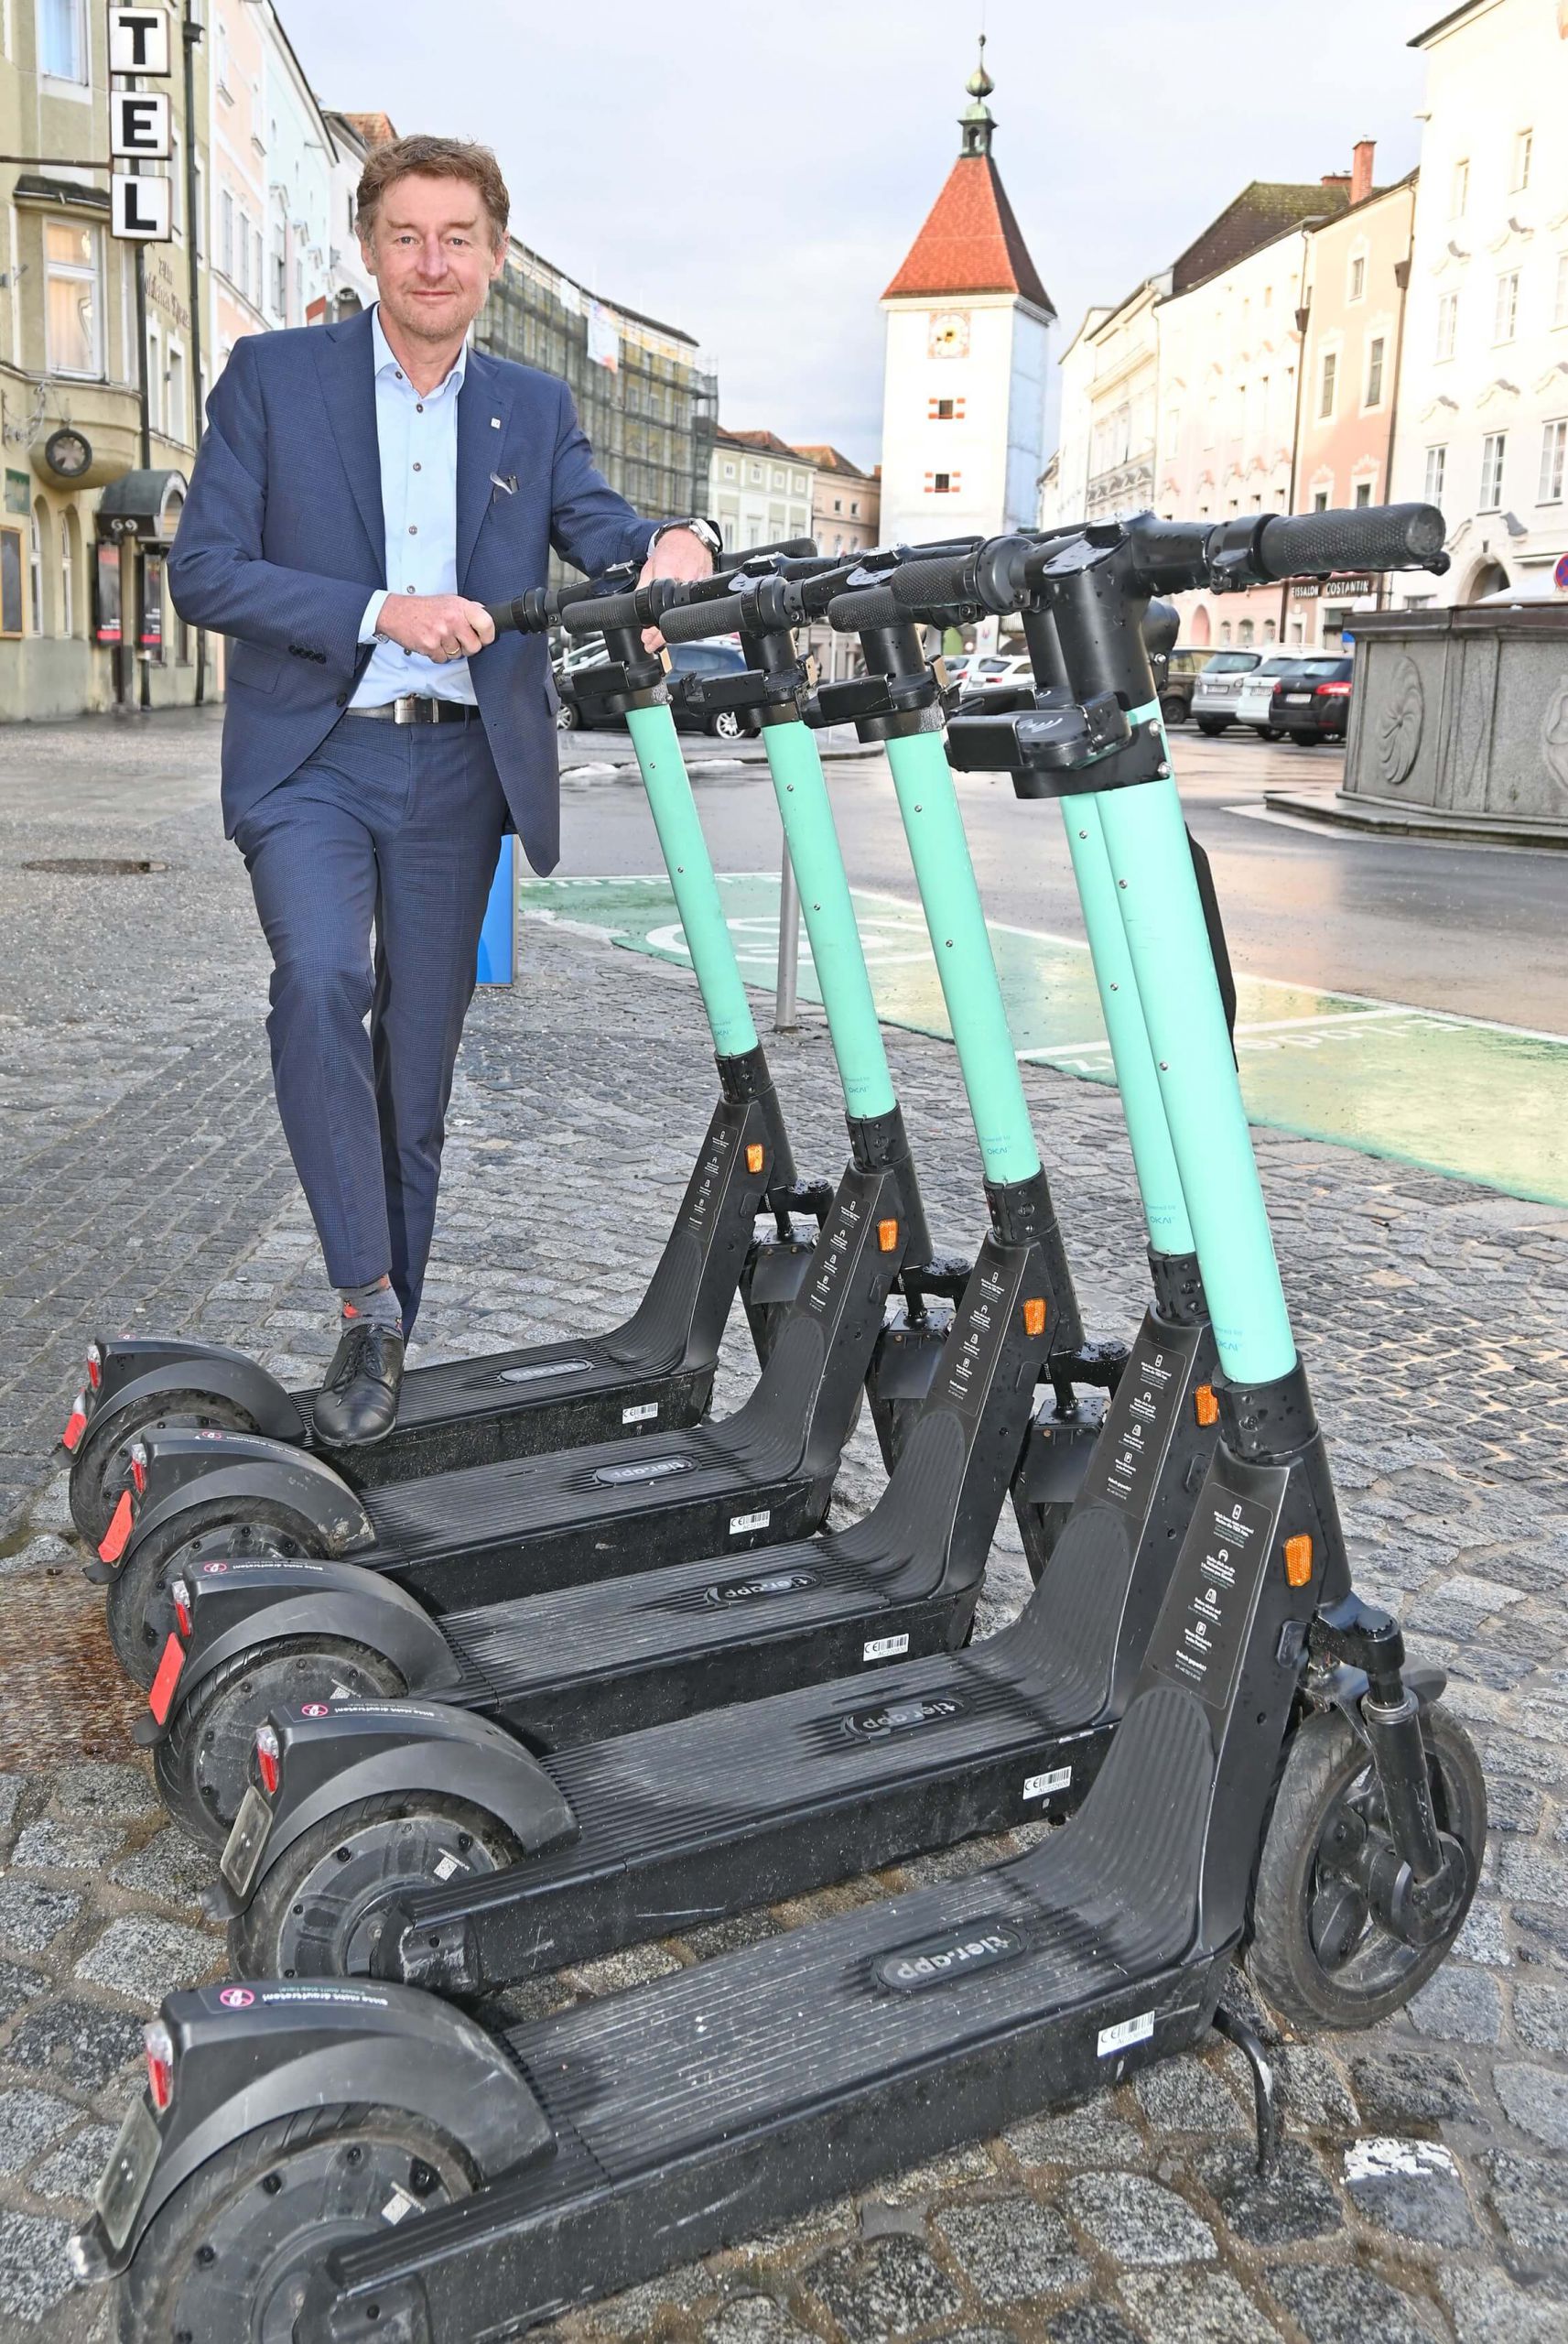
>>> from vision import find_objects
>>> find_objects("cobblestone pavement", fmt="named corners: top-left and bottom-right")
top-left (0, 713), bottom-right (1565, 2340)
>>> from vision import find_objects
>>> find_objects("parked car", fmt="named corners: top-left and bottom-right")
top-left (953, 654), bottom-right (1036, 715)
top-left (1190, 649), bottom-right (1262, 733)
top-left (1148, 645), bottom-right (1210, 729)
top-left (1233, 655), bottom-right (1304, 739)
top-left (555, 639), bottom-right (759, 740)
top-left (1269, 654), bottom-right (1353, 744)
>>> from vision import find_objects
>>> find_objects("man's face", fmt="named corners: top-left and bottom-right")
top-left (361, 172), bottom-right (505, 344)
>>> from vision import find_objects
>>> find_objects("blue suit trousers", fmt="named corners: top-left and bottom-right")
top-left (235, 714), bottom-right (508, 1333)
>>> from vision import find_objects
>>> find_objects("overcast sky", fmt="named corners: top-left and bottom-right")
top-left (288, 0), bottom-right (1444, 472)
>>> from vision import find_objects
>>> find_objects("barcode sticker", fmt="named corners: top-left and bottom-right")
top-left (730, 1510), bottom-right (771, 1536)
top-left (1097, 2012), bottom-right (1154, 2058)
top-left (1022, 1766), bottom-right (1072, 1801)
top-left (863, 1633), bottom-right (910, 1662)
top-left (432, 1852), bottom-right (470, 1883)
top-left (622, 1403), bottom-right (659, 1425)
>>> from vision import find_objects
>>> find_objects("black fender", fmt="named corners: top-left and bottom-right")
top-left (93, 1429), bottom-right (373, 1582)
top-left (82, 1336), bottom-right (305, 1441)
top-left (147, 1558), bottom-right (462, 1744)
top-left (221, 1698), bottom-right (579, 1917)
top-left (70, 1980), bottom-right (551, 2277)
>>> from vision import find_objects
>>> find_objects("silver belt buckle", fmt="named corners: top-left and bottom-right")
top-left (393, 696), bottom-right (418, 725)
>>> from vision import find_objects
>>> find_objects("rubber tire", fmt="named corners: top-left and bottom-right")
top-left (69, 1390), bottom-right (257, 1547)
top-left (1195, 716), bottom-right (1230, 736)
top-left (154, 1637), bottom-right (408, 1848)
top-left (1252, 726), bottom-right (1284, 743)
top-left (230, 1792), bottom-right (522, 1980)
top-left (1288, 730), bottom-right (1317, 747)
top-left (1246, 1706), bottom-right (1487, 2033)
top-left (708, 708), bottom-right (745, 742)
top-left (554, 697), bottom-right (579, 731)
top-left (105, 1499), bottom-right (324, 1689)
top-left (114, 2103), bottom-right (473, 2344)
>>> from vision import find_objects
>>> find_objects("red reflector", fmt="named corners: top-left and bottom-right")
top-left (87, 1351), bottom-right (102, 1391)
top-left (144, 2021), bottom-right (174, 2113)
top-left (61, 1400), bottom-right (88, 1453)
top-left (147, 1635), bottom-right (185, 1727)
top-left (99, 1489), bottom-right (135, 1566)
top-left (130, 1454), bottom-right (147, 1496)
top-left (173, 1592), bottom-right (191, 1639)
top-left (256, 1725), bottom-right (280, 1796)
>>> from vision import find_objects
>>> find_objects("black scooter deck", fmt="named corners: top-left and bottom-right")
top-left (384, 1308), bottom-right (1211, 1991)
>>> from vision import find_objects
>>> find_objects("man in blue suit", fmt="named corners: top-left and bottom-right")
top-left (169, 135), bottom-right (716, 1442)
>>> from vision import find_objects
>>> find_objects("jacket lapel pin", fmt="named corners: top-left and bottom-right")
top-left (490, 417), bottom-right (501, 429)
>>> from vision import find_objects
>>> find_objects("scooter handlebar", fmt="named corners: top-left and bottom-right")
top-left (659, 591), bottom-right (748, 643)
top-left (1252, 502), bottom-right (1447, 582)
top-left (827, 582), bottom-right (905, 631)
top-left (558, 585), bottom-right (656, 635)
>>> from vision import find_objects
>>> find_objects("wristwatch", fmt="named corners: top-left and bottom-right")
top-left (648, 516), bottom-right (722, 565)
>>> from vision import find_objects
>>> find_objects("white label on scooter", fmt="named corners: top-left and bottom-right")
top-left (1022, 1766), bottom-right (1072, 1801)
top-left (380, 2187), bottom-right (418, 2226)
top-left (863, 1633), bottom-right (910, 1662)
top-left (622, 1403), bottom-right (659, 1425)
top-left (1097, 2012), bottom-right (1154, 2059)
top-left (730, 1510), bottom-right (771, 1536)
top-left (432, 1852), bottom-right (470, 1883)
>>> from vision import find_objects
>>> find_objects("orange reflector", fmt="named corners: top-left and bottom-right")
top-left (1284, 1533), bottom-right (1314, 1588)
top-left (746, 1143), bottom-right (764, 1175)
top-left (1194, 1384), bottom-right (1219, 1428)
top-left (61, 1396), bottom-right (88, 1453)
top-left (147, 1634), bottom-right (185, 1727)
top-left (877, 1219), bottom-right (899, 1253)
top-left (1022, 1297), bottom-right (1046, 1338)
top-left (99, 1488), bottom-right (135, 1566)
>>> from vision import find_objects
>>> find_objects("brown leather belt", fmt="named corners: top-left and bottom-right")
top-left (343, 696), bottom-right (481, 725)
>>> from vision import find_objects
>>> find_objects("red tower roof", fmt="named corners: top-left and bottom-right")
top-left (882, 152), bottom-right (1054, 315)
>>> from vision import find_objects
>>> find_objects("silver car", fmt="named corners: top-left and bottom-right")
top-left (1233, 656), bottom-right (1303, 739)
top-left (1191, 650), bottom-right (1261, 734)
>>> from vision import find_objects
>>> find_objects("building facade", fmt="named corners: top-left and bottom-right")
top-left (208, 0), bottom-right (269, 369)
top-left (1291, 157), bottom-right (1417, 649)
top-left (878, 47), bottom-right (1054, 557)
top-left (1079, 277), bottom-right (1165, 524)
top-left (794, 444), bottom-right (879, 559)
top-left (0, 0), bottom-right (210, 717)
top-left (1390, 0), bottom-right (1568, 606)
top-left (707, 429), bottom-right (813, 557)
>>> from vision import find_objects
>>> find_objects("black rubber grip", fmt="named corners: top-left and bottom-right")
top-left (660, 593), bottom-right (746, 643)
top-left (1255, 503), bottom-right (1445, 582)
top-left (484, 600), bottom-right (520, 636)
top-left (827, 584), bottom-right (903, 631)
top-left (561, 589), bottom-right (639, 635)
top-left (889, 551), bottom-right (978, 612)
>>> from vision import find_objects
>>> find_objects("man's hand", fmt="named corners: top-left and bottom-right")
top-left (637, 526), bottom-right (716, 652)
top-left (375, 592), bottom-right (497, 663)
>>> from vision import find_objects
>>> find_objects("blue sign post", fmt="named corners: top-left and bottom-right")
top-left (476, 837), bottom-right (516, 986)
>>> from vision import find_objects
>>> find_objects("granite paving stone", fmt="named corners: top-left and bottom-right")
top-left (1340, 2135), bottom-right (1479, 2245)
top-left (1, 712), bottom-right (1567, 2339)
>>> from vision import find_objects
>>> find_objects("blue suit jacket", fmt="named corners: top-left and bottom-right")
top-left (168, 306), bottom-right (661, 873)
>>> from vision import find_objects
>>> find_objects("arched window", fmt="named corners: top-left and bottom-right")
top-left (1263, 619), bottom-right (1276, 645)
top-left (1238, 619), bottom-right (1255, 647)
top-left (1218, 620), bottom-right (1232, 646)
top-left (59, 513), bottom-right (75, 637)
top-left (29, 500), bottom-right (50, 635)
top-left (1190, 604), bottom-right (1211, 647)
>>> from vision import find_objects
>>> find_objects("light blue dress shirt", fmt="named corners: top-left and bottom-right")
top-left (352, 304), bottom-right (477, 708)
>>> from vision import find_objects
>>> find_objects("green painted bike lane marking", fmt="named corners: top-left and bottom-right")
top-left (522, 873), bottom-right (1568, 1209)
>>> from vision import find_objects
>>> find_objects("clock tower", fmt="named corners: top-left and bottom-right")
top-left (877, 42), bottom-right (1054, 557)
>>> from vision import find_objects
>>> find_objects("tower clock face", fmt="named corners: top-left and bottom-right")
top-left (928, 309), bottom-right (970, 359)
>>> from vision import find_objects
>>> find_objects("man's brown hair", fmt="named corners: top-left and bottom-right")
top-left (355, 135), bottom-right (510, 250)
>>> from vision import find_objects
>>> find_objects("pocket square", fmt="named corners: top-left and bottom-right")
top-left (489, 472), bottom-right (517, 500)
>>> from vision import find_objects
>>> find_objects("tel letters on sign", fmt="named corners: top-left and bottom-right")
top-left (111, 92), bottom-right (171, 159)
top-left (108, 7), bottom-right (172, 74)
top-left (112, 177), bottom-right (172, 242)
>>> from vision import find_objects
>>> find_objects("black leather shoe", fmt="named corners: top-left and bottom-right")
top-left (311, 1322), bottom-right (406, 1447)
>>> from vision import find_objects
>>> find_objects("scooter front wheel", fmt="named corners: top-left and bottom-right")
top-left (230, 1793), bottom-right (522, 1981)
top-left (69, 1391), bottom-right (257, 1546)
top-left (155, 1638), bottom-right (409, 1848)
top-left (114, 2103), bottom-right (473, 2344)
top-left (1246, 1705), bottom-right (1486, 2032)
top-left (105, 1501), bottom-right (325, 1689)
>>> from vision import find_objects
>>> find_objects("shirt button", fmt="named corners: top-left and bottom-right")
top-left (408, 524), bottom-right (417, 535)
top-left (412, 461), bottom-right (421, 472)
top-left (416, 403), bottom-right (424, 413)
top-left (395, 369), bottom-right (403, 380)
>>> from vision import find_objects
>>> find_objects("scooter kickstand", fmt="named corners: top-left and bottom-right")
top-left (1212, 2003), bottom-right (1280, 2176)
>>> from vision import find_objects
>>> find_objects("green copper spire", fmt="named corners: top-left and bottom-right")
top-left (959, 33), bottom-right (995, 157)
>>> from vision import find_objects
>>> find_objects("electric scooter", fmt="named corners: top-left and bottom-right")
top-left (59, 549), bottom-right (829, 1551)
top-left (204, 561), bottom-right (1214, 1980)
top-left (70, 508), bottom-right (1487, 2344)
top-left (135, 550), bottom-right (1116, 1851)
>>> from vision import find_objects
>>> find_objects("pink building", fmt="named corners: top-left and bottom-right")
top-left (1290, 146), bottom-right (1417, 650)
top-left (208, 0), bottom-right (270, 371)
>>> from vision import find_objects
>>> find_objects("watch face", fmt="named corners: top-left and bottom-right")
top-left (928, 310), bottom-right (970, 359)
top-left (44, 427), bottom-right (92, 479)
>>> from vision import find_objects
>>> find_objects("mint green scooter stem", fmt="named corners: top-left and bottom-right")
top-left (1059, 798), bottom-right (1196, 1261)
top-left (756, 722), bottom-right (898, 1123)
top-left (881, 730), bottom-right (1041, 1188)
top-left (1094, 705), bottom-right (1296, 1384)
top-left (623, 702), bottom-right (758, 1061)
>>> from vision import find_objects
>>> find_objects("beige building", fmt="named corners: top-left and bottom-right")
top-left (795, 443), bottom-right (879, 559)
top-left (0, 0), bottom-right (210, 716)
